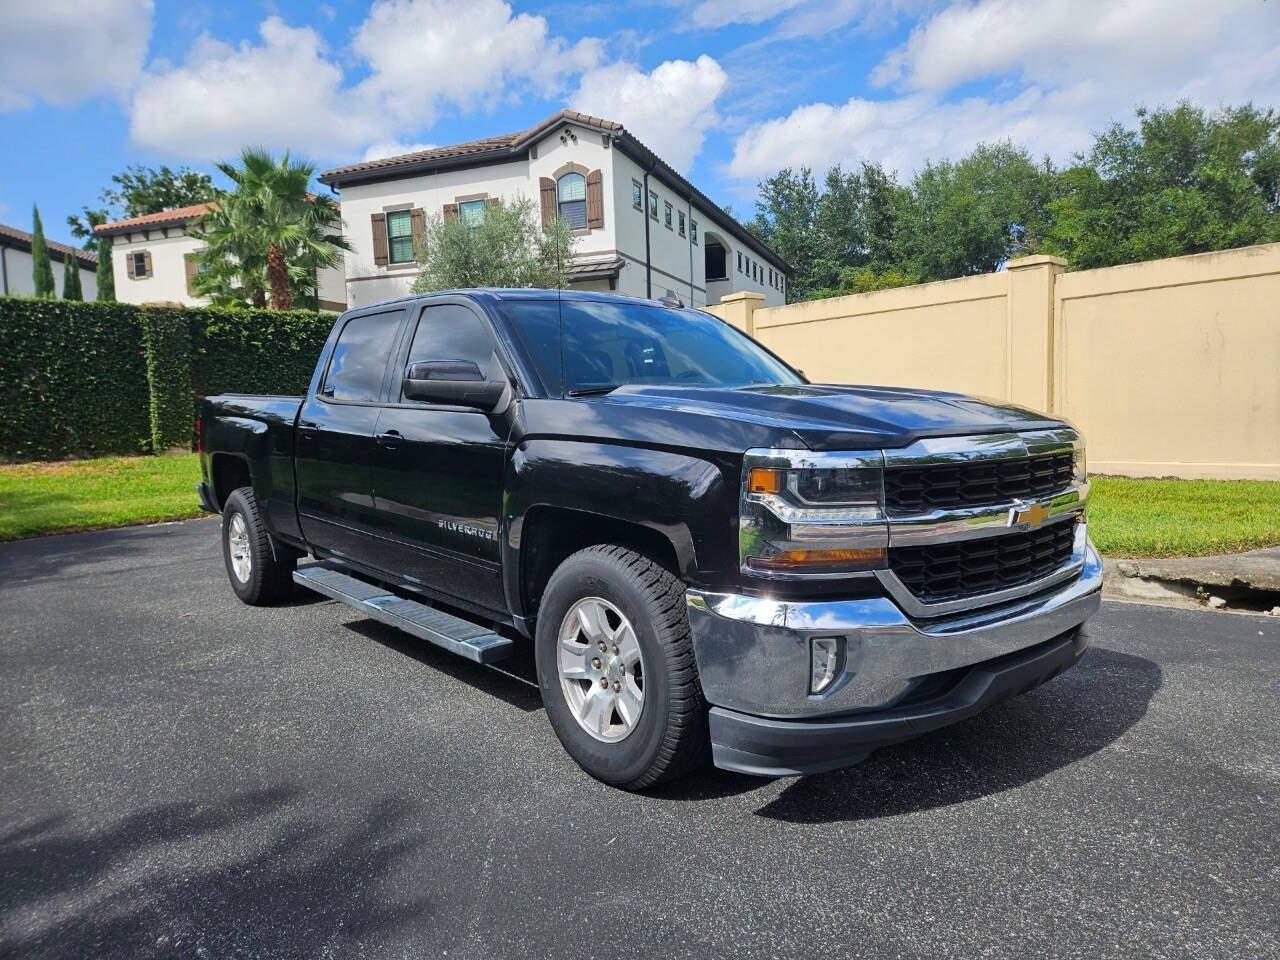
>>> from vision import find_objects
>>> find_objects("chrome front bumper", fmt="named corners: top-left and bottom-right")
top-left (686, 538), bottom-right (1102, 773)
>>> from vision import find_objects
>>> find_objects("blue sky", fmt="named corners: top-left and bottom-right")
top-left (2, 0), bottom-right (1277, 247)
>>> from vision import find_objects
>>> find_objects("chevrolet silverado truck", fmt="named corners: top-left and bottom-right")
top-left (198, 289), bottom-right (1101, 789)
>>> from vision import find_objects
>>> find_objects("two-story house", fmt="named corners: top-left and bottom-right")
top-left (96, 203), bottom-right (348, 312)
top-left (318, 110), bottom-right (789, 310)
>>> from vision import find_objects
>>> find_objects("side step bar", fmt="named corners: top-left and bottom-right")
top-left (293, 563), bottom-right (513, 664)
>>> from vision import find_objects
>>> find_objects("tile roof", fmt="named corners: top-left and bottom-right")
top-left (94, 195), bottom-right (337, 238)
top-left (94, 202), bottom-right (216, 236)
top-left (317, 108), bottom-right (790, 274)
top-left (320, 110), bottom-right (625, 182)
top-left (0, 222), bottom-right (97, 268)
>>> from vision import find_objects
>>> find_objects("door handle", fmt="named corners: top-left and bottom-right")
top-left (378, 429), bottom-right (403, 447)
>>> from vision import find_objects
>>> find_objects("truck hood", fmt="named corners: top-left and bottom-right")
top-left (590, 383), bottom-right (1066, 451)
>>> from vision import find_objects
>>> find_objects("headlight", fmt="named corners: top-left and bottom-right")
top-left (739, 449), bottom-right (887, 577)
top-left (1072, 445), bottom-right (1087, 483)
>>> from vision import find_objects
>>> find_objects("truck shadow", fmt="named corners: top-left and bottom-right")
top-left (343, 617), bottom-right (544, 713)
top-left (0, 786), bottom-right (428, 960)
top-left (750, 647), bottom-right (1162, 823)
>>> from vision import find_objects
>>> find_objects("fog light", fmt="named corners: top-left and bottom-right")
top-left (810, 637), bottom-right (844, 694)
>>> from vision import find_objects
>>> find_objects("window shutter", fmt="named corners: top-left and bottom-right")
top-left (586, 169), bottom-right (603, 229)
top-left (142, 250), bottom-right (152, 278)
top-left (184, 254), bottom-right (198, 295)
top-left (539, 177), bottom-right (556, 225)
top-left (371, 212), bottom-right (389, 266)
top-left (410, 208), bottom-right (426, 257)
top-left (443, 203), bottom-right (459, 223)
top-left (126, 251), bottom-right (136, 279)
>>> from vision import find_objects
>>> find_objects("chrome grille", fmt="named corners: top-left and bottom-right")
top-left (884, 451), bottom-right (1075, 514)
top-left (888, 521), bottom-right (1076, 604)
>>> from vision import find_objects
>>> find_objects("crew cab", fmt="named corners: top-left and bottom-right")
top-left (198, 289), bottom-right (1101, 788)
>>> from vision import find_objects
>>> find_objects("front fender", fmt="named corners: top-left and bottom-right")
top-left (503, 439), bottom-right (737, 616)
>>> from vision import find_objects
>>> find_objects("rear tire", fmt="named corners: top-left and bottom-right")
top-left (535, 545), bottom-right (709, 789)
top-left (222, 486), bottom-right (294, 606)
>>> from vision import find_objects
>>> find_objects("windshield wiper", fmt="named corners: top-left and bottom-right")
top-left (567, 384), bottom-right (624, 397)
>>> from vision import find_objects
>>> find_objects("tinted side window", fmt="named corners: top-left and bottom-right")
top-left (322, 310), bottom-right (402, 402)
top-left (402, 304), bottom-right (497, 398)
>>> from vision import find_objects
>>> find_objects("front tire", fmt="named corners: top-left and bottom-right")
top-left (221, 487), bottom-right (294, 606)
top-left (535, 545), bottom-right (709, 789)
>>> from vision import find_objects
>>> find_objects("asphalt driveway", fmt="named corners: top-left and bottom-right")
top-left (1, 518), bottom-right (1276, 959)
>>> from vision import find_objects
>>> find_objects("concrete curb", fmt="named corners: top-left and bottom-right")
top-left (1102, 547), bottom-right (1280, 614)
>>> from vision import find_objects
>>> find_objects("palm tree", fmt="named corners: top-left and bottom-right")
top-left (193, 148), bottom-right (348, 310)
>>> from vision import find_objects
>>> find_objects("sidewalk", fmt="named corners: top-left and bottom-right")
top-left (1104, 546), bottom-right (1280, 612)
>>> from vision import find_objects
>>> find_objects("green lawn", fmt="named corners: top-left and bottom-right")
top-left (0, 454), bottom-right (203, 542)
top-left (1086, 475), bottom-right (1280, 557)
top-left (1, 455), bottom-right (1278, 558)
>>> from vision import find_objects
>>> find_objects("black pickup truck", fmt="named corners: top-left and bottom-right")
top-left (198, 289), bottom-right (1101, 789)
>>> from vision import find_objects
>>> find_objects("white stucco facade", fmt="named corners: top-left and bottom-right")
top-left (0, 227), bottom-right (99, 300)
top-left (322, 111), bottom-right (788, 311)
top-left (99, 205), bottom-right (347, 311)
top-left (109, 230), bottom-right (206, 306)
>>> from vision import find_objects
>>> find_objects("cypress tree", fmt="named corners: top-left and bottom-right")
top-left (96, 235), bottom-right (115, 301)
top-left (62, 252), bottom-right (83, 300)
top-left (31, 205), bottom-right (56, 298)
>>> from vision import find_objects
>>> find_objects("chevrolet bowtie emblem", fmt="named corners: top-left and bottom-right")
top-left (1009, 499), bottom-right (1051, 529)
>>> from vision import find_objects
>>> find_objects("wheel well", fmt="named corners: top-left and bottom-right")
top-left (210, 454), bottom-right (252, 511)
top-left (521, 507), bottom-right (682, 618)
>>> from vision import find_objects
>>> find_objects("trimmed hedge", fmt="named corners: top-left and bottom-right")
top-left (143, 306), bottom-right (194, 450)
top-left (190, 307), bottom-right (331, 402)
top-left (0, 297), bottom-right (334, 461)
top-left (0, 299), bottom-right (151, 460)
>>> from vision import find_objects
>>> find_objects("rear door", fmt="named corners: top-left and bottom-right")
top-left (295, 307), bottom-right (407, 565)
top-left (368, 300), bottom-right (513, 613)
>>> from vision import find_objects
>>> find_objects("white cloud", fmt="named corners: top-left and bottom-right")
top-left (126, 0), bottom-right (604, 160)
top-left (689, 0), bottom-right (808, 28)
top-left (0, 0), bottom-right (153, 111)
top-left (872, 0), bottom-right (1274, 93)
top-left (362, 141), bottom-right (438, 161)
top-left (352, 0), bottom-right (602, 130)
top-left (572, 55), bottom-right (729, 171)
top-left (681, 0), bottom-right (924, 39)
top-left (130, 17), bottom-right (380, 158)
top-left (731, 0), bottom-right (1280, 183)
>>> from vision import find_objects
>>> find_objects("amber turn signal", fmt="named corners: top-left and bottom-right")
top-left (747, 467), bottom-right (784, 495)
top-left (749, 547), bottom-right (886, 571)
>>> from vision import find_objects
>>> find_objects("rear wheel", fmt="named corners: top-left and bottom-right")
top-left (221, 487), bottom-right (294, 605)
top-left (535, 545), bottom-right (709, 789)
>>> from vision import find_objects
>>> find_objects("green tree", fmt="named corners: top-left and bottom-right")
top-left (749, 168), bottom-right (821, 300)
top-left (813, 266), bottom-right (920, 300)
top-left (30, 205), bottom-right (56, 298)
top-left (411, 196), bottom-right (578, 292)
top-left (61, 252), bottom-right (83, 301)
top-left (65, 208), bottom-right (115, 302)
top-left (95, 232), bottom-right (116, 302)
top-left (1043, 102), bottom-right (1280, 268)
top-left (751, 163), bottom-right (913, 300)
top-left (67, 166), bottom-right (214, 239)
top-left (193, 148), bottom-right (349, 310)
top-left (899, 142), bottom-right (1055, 280)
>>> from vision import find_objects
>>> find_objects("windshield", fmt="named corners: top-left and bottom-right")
top-left (497, 299), bottom-right (804, 396)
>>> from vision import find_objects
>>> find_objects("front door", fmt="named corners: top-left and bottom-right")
top-left (296, 307), bottom-right (406, 566)
top-left (369, 302), bottom-right (512, 613)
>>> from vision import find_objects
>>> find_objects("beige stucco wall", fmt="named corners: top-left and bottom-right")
top-left (1053, 245), bottom-right (1280, 479)
top-left (707, 244), bottom-right (1280, 480)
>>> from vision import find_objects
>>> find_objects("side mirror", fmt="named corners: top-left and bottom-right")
top-left (402, 360), bottom-right (506, 411)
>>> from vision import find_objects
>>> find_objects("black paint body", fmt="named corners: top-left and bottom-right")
top-left (199, 290), bottom-right (1070, 635)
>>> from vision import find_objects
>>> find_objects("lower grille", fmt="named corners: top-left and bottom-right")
top-left (889, 522), bottom-right (1076, 605)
